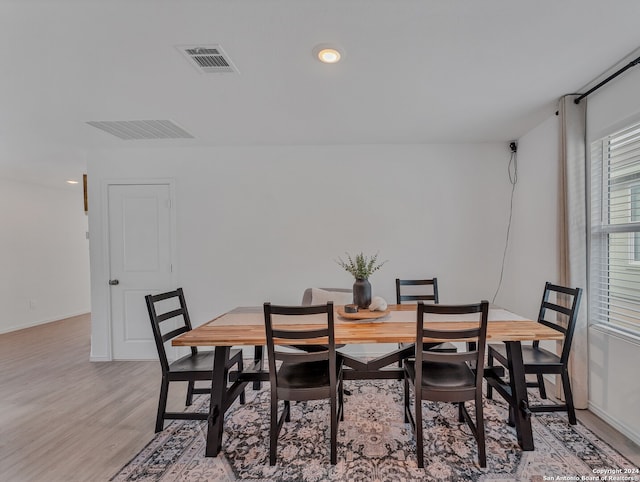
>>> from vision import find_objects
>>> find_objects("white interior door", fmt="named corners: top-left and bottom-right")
top-left (108, 183), bottom-right (173, 359)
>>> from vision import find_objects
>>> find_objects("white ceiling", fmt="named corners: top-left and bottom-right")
top-left (1, 0), bottom-right (640, 187)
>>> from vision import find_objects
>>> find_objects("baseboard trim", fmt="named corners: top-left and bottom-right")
top-left (89, 355), bottom-right (112, 362)
top-left (588, 403), bottom-right (640, 446)
top-left (0, 311), bottom-right (90, 335)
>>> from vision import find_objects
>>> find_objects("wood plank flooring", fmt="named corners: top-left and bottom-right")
top-left (0, 314), bottom-right (186, 482)
top-left (0, 315), bottom-right (638, 481)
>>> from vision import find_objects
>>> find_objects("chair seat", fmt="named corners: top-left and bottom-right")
top-left (405, 359), bottom-right (475, 390)
top-left (488, 343), bottom-right (561, 367)
top-left (277, 359), bottom-right (342, 390)
top-left (170, 348), bottom-right (242, 373)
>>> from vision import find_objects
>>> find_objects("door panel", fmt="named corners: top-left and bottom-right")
top-left (123, 289), bottom-right (155, 340)
top-left (108, 184), bottom-right (173, 359)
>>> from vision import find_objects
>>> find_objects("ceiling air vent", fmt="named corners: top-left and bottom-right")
top-left (86, 120), bottom-right (194, 140)
top-left (178, 44), bottom-right (238, 74)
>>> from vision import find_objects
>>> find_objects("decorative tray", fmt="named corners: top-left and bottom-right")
top-left (336, 306), bottom-right (391, 320)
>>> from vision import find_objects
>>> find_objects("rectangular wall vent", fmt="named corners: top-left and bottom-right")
top-left (178, 44), bottom-right (238, 74)
top-left (86, 120), bottom-right (194, 140)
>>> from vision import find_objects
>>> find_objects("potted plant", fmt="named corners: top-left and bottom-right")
top-left (336, 252), bottom-right (387, 309)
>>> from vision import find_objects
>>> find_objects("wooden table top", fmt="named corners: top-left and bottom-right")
top-left (173, 304), bottom-right (563, 347)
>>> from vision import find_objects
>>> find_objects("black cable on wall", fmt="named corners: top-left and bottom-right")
top-left (492, 142), bottom-right (518, 304)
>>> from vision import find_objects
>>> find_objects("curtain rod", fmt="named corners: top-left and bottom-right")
top-left (574, 55), bottom-right (640, 104)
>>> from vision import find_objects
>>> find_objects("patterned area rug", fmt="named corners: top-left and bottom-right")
top-left (112, 380), bottom-right (634, 481)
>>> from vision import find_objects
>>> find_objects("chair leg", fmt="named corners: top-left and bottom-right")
top-left (475, 396), bottom-right (487, 468)
top-left (238, 358), bottom-right (246, 405)
top-left (536, 373), bottom-right (547, 399)
top-left (403, 375), bottom-right (410, 423)
top-left (486, 352), bottom-right (494, 400)
top-left (253, 345), bottom-right (264, 390)
top-left (415, 395), bottom-right (424, 468)
top-left (155, 377), bottom-right (170, 433)
top-left (284, 400), bottom-right (291, 422)
top-left (186, 381), bottom-right (195, 406)
top-left (330, 393), bottom-right (337, 464)
top-left (561, 369), bottom-right (577, 425)
top-left (270, 396), bottom-right (278, 466)
top-left (339, 381), bottom-right (345, 422)
top-left (458, 402), bottom-right (464, 423)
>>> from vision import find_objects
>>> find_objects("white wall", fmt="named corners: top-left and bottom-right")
top-left (586, 65), bottom-right (640, 445)
top-left (0, 178), bottom-right (91, 334)
top-left (87, 143), bottom-right (514, 360)
top-left (495, 114), bottom-right (564, 389)
top-left (496, 114), bottom-right (560, 318)
top-left (500, 63), bottom-right (640, 445)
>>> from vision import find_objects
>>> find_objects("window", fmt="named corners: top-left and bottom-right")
top-left (590, 121), bottom-right (640, 333)
top-left (632, 185), bottom-right (640, 263)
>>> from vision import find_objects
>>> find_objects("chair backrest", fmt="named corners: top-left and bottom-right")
top-left (535, 282), bottom-right (583, 363)
top-left (263, 302), bottom-right (337, 393)
top-left (415, 300), bottom-right (489, 401)
top-left (145, 288), bottom-right (196, 373)
top-left (396, 278), bottom-right (439, 304)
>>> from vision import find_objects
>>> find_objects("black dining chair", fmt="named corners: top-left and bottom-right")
top-left (263, 301), bottom-right (344, 465)
top-left (396, 278), bottom-right (440, 305)
top-left (396, 278), bottom-right (456, 357)
top-left (145, 288), bottom-right (245, 432)
top-left (404, 300), bottom-right (489, 468)
top-left (486, 282), bottom-right (583, 424)
top-left (251, 288), bottom-right (352, 392)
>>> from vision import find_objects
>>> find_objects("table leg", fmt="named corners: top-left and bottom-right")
top-left (504, 341), bottom-right (534, 451)
top-left (206, 346), bottom-right (230, 457)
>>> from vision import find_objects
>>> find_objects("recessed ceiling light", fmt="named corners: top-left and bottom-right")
top-left (318, 48), bottom-right (340, 63)
top-left (313, 44), bottom-right (344, 64)
top-left (66, 180), bottom-right (79, 184)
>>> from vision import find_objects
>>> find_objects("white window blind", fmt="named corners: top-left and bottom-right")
top-left (590, 121), bottom-right (640, 333)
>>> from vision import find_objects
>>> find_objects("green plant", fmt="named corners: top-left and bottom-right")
top-left (336, 252), bottom-right (387, 280)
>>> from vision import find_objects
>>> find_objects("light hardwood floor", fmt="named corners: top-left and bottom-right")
top-left (1, 315), bottom-right (638, 481)
top-left (0, 314), bottom-right (187, 482)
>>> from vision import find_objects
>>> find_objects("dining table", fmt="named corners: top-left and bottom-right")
top-left (172, 304), bottom-right (564, 457)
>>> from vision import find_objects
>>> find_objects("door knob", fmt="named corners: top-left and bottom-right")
top-left (109, 279), bottom-right (120, 286)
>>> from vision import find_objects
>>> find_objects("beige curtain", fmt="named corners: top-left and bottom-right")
top-left (558, 94), bottom-right (588, 409)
